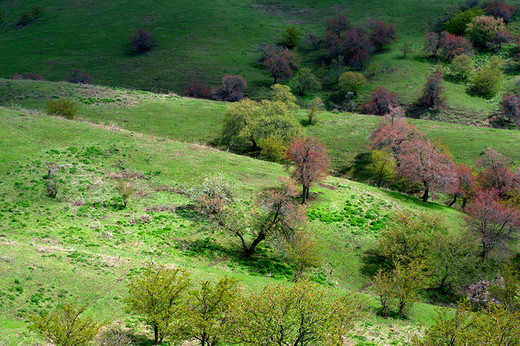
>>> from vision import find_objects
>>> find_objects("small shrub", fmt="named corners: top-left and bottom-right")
top-left (399, 41), bottom-right (413, 58)
top-left (470, 62), bottom-right (502, 96)
top-left (65, 69), bottom-right (93, 84)
top-left (303, 32), bottom-right (320, 50)
top-left (280, 26), bottom-right (301, 49)
top-left (211, 75), bottom-right (247, 102)
top-left (450, 53), bottom-right (474, 80)
top-left (130, 28), bottom-right (155, 54)
top-left (47, 98), bottom-right (77, 119)
top-left (260, 137), bottom-right (286, 163)
top-left (10, 73), bottom-right (45, 81)
top-left (115, 180), bottom-right (135, 208)
top-left (338, 71), bottom-right (366, 94)
top-left (419, 71), bottom-right (446, 108)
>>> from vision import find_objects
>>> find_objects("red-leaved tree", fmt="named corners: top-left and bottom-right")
top-left (363, 86), bottom-right (399, 115)
top-left (475, 148), bottom-right (518, 199)
top-left (485, 0), bottom-right (517, 22)
top-left (397, 139), bottom-right (458, 202)
top-left (212, 75), bottom-right (247, 102)
top-left (423, 31), bottom-right (472, 59)
top-left (419, 71), bottom-right (446, 108)
top-left (500, 94), bottom-right (520, 124)
top-left (184, 82), bottom-right (211, 99)
top-left (466, 189), bottom-right (520, 261)
top-left (448, 163), bottom-right (476, 209)
top-left (286, 137), bottom-right (330, 204)
top-left (367, 19), bottom-right (397, 51)
top-left (369, 119), bottom-right (423, 157)
top-left (263, 48), bottom-right (298, 83)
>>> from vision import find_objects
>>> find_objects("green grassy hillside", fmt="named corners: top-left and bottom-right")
top-left (3, 79), bottom-right (520, 178)
top-left (2, 0), bottom-right (519, 121)
top-left (0, 105), bottom-right (462, 344)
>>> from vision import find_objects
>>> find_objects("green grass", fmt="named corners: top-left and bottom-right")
top-left (0, 105), bottom-right (461, 343)
top-left (1, 0), bottom-right (519, 122)
top-left (3, 79), bottom-right (520, 177)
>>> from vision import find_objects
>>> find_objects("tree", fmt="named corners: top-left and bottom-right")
top-left (397, 139), bottom-right (458, 202)
top-left (280, 26), bottom-right (301, 49)
top-left (189, 172), bottom-right (237, 223)
top-left (419, 71), bottom-right (446, 108)
top-left (367, 19), bottom-right (397, 51)
top-left (124, 263), bottom-right (192, 345)
top-left (282, 229), bottom-right (322, 281)
top-left (325, 13), bottom-right (351, 40)
top-left (466, 15), bottom-right (505, 48)
top-left (227, 280), bottom-right (364, 345)
top-left (184, 82), bottom-right (211, 99)
top-left (65, 69), bottom-right (93, 84)
top-left (445, 8), bottom-right (486, 35)
top-left (271, 84), bottom-right (298, 110)
top-left (260, 137), bottom-right (287, 162)
top-left (115, 180), bottom-right (135, 208)
top-left (29, 302), bottom-right (103, 346)
top-left (303, 32), bottom-right (320, 50)
top-left (487, 29), bottom-right (512, 50)
top-left (448, 163), bottom-right (476, 209)
top-left (307, 97), bottom-right (323, 125)
top-left (212, 75), bottom-right (247, 102)
top-left (451, 53), bottom-right (474, 80)
top-left (399, 41), bottom-right (413, 58)
top-left (369, 119), bottom-right (423, 157)
top-left (221, 98), bottom-right (260, 150)
top-left (367, 149), bottom-right (396, 186)
top-left (501, 94), bottom-right (520, 124)
top-left (485, 0), bottom-right (517, 22)
top-left (186, 277), bottom-right (240, 346)
top-left (286, 137), bottom-right (330, 204)
top-left (130, 28), bottom-right (155, 53)
top-left (475, 148), bottom-right (516, 199)
top-left (338, 71), bottom-right (366, 94)
top-left (466, 189), bottom-right (520, 261)
top-left (438, 31), bottom-right (473, 59)
top-left (291, 67), bottom-right (321, 95)
top-left (348, 48), bottom-right (370, 69)
top-left (363, 86), bottom-right (398, 115)
top-left (263, 48), bottom-right (298, 83)
top-left (423, 32), bottom-right (442, 57)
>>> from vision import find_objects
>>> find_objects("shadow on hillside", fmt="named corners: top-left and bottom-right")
top-left (378, 189), bottom-right (448, 211)
top-left (405, 104), bottom-right (442, 120)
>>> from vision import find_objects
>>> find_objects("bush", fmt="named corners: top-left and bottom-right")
top-left (184, 82), bottom-right (211, 99)
top-left (10, 72), bottom-right (45, 81)
top-left (65, 69), bottom-right (93, 84)
top-left (260, 137), bottom-right (286, 163)
top-left (363, 86), bottom-right (398, 115)
top-left (419, 71), bottom-right (446, 108)
top-left (445, 8), bottom-right (485, 35)
top-left (280, 26), bottom-right (301, 49)
top-left (47, 98), bottom-right (77, 119)
top-left (31, 6), bottom-right (43, 18)
top-left (212, 75), bottom-right (247, 102)
top-left (450, 53), bottom-right (474, 80)
top-left (338, 71), bottom-right (366, 94)
top-left (470, 63), bottom-right (502, 96)
top-left (485, 0), bottom-right (517, 22)
top-left (130, 28), bottom-right (155, 53)
top-left (466, 15), bottom-right (505, 48)
top-left (291, 67), bottom-right (321, 95)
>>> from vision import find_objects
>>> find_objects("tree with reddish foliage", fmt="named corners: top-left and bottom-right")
top-left (419, 71), bottom-right (446, 108)
top-left (439, 31), bottom-right (472, 59)
top-left (501, 94), bottom-right (520, 124)
top-left (424, 32), bottom-right (442, 57)
top-left (212, 75), bottom-right (247, 102)
top-left (263, 48), bottom-right (298, 84)
top-left (486, 0), bottom-right (517, 22)
top-left (363, 86), bottom-right (399, 115)
top-left (467, 15), bottom-right (505, 48)
top-left (286, 137), bottom-right (330, 204)
top-left (476, 148), bottom-right (517, 199)
top-left (130, 28), bottom-right (155, 54)
top-left (423, 31), bottom-right (472, 59)
top-left (349, 49), bottom-right (370, 69)
top-left (367, 19), bottom-right (397, 52)
top-left (487, 29), bottom-right (512, 50)
top-left (466, 189), bottom-right (520, 261)
top-left (325, 13), bottom-right (351, 39)
top-left (184, 82), bottom-right (211, 99)
top-left (369, 119), bottom-right (423, 157)
top-left (397, 139), bottom-right (458, 202)
top-left (448, 163), bottom-right (476, 209)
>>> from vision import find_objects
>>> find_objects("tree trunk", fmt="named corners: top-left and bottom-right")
top-left (448, 194), bottom-right (457, 207)
top-left (301, 186), bottom-right (307, 204)
top-left (422, 181), bottom-right (429, 202)
top-left (244, 232), bottom-right (266, 258)
top-left (154, 325), bottom-right (159, 345)
top-left (461, 197), bottom-right (468, 211)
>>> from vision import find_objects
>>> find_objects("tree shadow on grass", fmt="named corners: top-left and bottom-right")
top-left (377, 189), bottom-right (448, 211)
top-left (405, 104), bottom-right (442, 120)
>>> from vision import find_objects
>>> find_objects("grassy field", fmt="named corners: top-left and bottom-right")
top-left (0, 104), bottom-right (463, 344)
top-left (3, 78), bottom-right (520, 178)
top-left (1, 0), bottom-right (519, 121)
